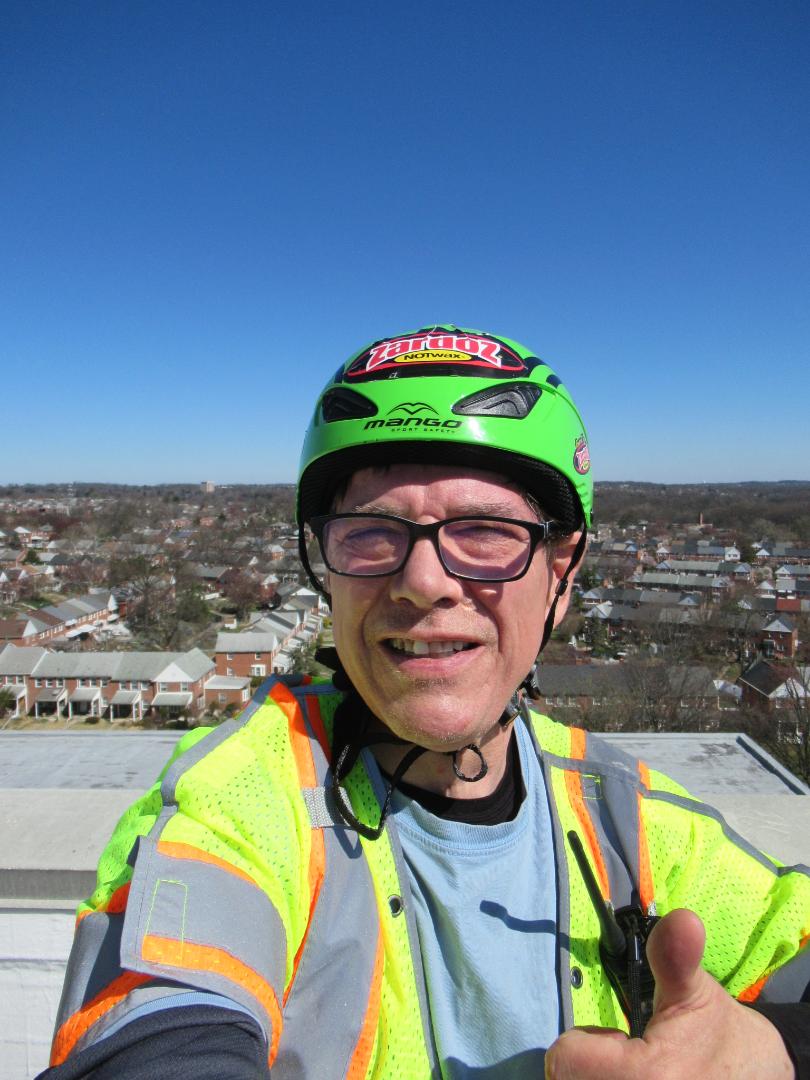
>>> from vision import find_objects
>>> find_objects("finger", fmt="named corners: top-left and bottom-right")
top-left (545, 1027), bottom-right (642, 1080)
top-left (646, 907), bottom-right (709, 1013)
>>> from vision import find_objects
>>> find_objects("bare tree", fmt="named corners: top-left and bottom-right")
top-left (223, 572), bottom-right (263, 623)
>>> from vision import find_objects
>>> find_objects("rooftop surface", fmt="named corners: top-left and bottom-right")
top-left (1, 726), bottom-right (808, 898)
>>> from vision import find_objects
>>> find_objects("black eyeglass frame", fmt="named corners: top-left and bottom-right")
top-left (309, 512), bottom-right (562, 584)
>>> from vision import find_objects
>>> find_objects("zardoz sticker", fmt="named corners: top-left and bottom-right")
top-left (346, 332), bottom-right (529, 380)
top-left (573, 436), bottom-right (591, 475)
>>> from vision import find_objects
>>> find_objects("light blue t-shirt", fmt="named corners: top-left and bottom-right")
top-left (390, 720), bottom-right (561, 1079)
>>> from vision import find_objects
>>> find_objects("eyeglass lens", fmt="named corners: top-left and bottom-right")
top-left (321, 516), bottom-right (534, 581)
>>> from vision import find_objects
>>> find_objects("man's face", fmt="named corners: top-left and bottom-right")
top-left (329, 463), bottom-right (577, 751)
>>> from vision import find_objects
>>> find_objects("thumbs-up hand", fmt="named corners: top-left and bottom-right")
top-left (545, 908), bottom-right (795, 1079)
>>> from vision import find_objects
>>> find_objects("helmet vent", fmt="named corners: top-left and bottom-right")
top-left (546, 374), bottom-right (562, 388)
top-left (321, 387), bottom-right (378, 422)
top-left (452, 383), bottom-right (542, 419)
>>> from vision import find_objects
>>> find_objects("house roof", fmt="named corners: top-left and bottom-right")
top-left (69, 687), bottom-right (101, 702)
top-left (40, 593), bottom-right (113, 624)
top-left (36, 653), bottom-right (122, 678)
top-left (0, 644), bottom-right (48, 675)
top-left (205, 675), bottom-right (251, 690)
top-left (738, 659), bottom-right (793, 697)
top-left (215, 632), bottom-right (279, 653)
top-left (154, 649), bottom-right (213, 682)
top-left (152, 692), bottom-right (193, 707)
top-left (31, 687), bottom-right (66, 703)
top-left (110, 690), bottom-right (141, 705)
top-left (534, 663), bottom-right (715, 698)
top-left (638, 572), bottom-right (730, 589)
top-left (658, 560), bottom-right (722, 573)
top-left (0, 646), bottom-right (213, 683)
top-left (193, 564), bottom-right (229, 580)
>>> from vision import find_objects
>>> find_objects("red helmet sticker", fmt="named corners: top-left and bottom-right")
top-left (573, 436), bottom-right (591, 475)
top-left (345, 332), bottom-right (528, 380)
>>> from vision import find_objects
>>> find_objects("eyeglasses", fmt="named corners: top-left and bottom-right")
top-left (309, 513), bottom-right (560, 583)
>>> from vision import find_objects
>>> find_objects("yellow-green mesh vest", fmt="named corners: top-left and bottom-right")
top-left (52, 677), bottom-right (810, 1076)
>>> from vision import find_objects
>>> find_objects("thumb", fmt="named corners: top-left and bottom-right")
top-left (646, 907), bottom-right (709, 1014)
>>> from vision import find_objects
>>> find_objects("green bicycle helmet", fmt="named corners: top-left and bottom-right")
top-left (297, 325), bottom-right (592, 558)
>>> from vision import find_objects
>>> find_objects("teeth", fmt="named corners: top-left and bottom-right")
top-left (389, 638), bottom-right (471, 656)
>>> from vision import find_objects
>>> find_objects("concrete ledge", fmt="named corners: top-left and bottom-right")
top-left (0, 869), bottom-right (97, 902)
top-left (0, 789), bottom-right (138, 875)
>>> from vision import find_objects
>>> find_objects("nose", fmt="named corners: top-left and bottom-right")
top-left (388, 533), bottom-right (465, 608)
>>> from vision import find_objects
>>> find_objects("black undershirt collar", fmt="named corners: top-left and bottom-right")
top-left (380, 727), bottom-right (525, 825)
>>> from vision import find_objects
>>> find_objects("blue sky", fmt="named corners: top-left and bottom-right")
top-left (2, 1), bottom-right (808, 485)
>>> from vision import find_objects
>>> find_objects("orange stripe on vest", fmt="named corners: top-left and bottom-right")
top-left (738, 972), bottom-right (770, 1003)
top-left (305, 693), bottom-right (332, 759)
top-left (565, 727), bottom-right (610, 900)
top-left (141, 933), bottom-right (283, 1067)
top-left (636, 761), bottom-right (655, 912)
top-left (50, 970), bottom-right (151, 1067)
top-left (269, 682), bottom-right (326, 1004)
top-left (156, 840), bottom-right (260, 888)
top-left (347, 926), bottom-right (384, 1080)
top-left (76, 881), bottom-right (132, 926)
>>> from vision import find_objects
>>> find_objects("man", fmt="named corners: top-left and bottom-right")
top-left (43, 326), bottom-right (809, 1079)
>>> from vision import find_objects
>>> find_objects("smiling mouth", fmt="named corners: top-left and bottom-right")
top-left (385, 638), bottom-right (478, 658)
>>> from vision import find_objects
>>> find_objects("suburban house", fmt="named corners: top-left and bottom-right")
top-left (215, 632), bottom-right (281, 678)
top-left (215, 590), bottom-right (327, 676)
top-left (202, 675), bottom-right (252, 712)
top-left (0, 591), bottom-right (118, 646)
top-left (759, 615), bottom-right (798, 659)
top-left (0, 644), bottom-right (215, 721)
top-left (531, 663), bottom-right (718, 714)
top-left (738, 659), bottom-right (809, 712)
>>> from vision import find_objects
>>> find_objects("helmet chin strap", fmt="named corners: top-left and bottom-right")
top-left (450, 743), bottom-right (488, 782)
top-left (538, 529), bottom-right (588, 654)
top-left (328, 700), bottom-right (520, 840)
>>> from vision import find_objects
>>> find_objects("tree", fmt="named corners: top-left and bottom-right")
top-left (621, 662), bottom-right (716, 733)
top-left (176, 590), bottom-right (211, 625)
top-left (741, 669), bottom-right (810, 786)
top-left (577, 563), bottom-right (601, 591)
top-left (95, 500), bottom-right (138, 540)
top-left (582, 616), bottom-right (612, 658)
top-left (781, 671), bottom-right (810, 784)
top-left (0, 688), bottom-right (16, 723)
top-left (288, 638), bottom-right (321, 675)
top-left (223, 572), bottom-right (263, 622)
top-left (125, 558), bottom-right (179, 647)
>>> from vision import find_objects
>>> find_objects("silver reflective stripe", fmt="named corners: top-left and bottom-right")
top-left (53, 910), bottom-right (127, 1036)
top-left (525, 718), bottom-right (575, 1031)
top-left (572, 732), bottom-right (648, 912)
top-left (99, 990), bottom-right (262, 1043)
top-left (119, 834), bottom-right (286, 1043)
top-left (72, 983), bottom-right (223, 1057)
top-left (757, 944), bottom-right (810, 1003)
top-left (274, 693), bottom-right (384, 1079)
top-left (301, 785), bottom-right (346, 828)
top-left (541, 742), bottom-right (810, 889)
top-left (274, 810), bottom-right (380, 1079)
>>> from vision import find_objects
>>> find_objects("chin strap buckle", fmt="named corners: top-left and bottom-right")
top-left (449, 744), bottom-right (488, 782)
top-left (499, 689), bottom-right (523, 728)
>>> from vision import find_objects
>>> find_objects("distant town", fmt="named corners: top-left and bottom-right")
top-left (1, 480), bottom-right (808, 784)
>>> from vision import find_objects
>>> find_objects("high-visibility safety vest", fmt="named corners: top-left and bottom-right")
top-left (52, 676), bottom-right (810, 1076)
